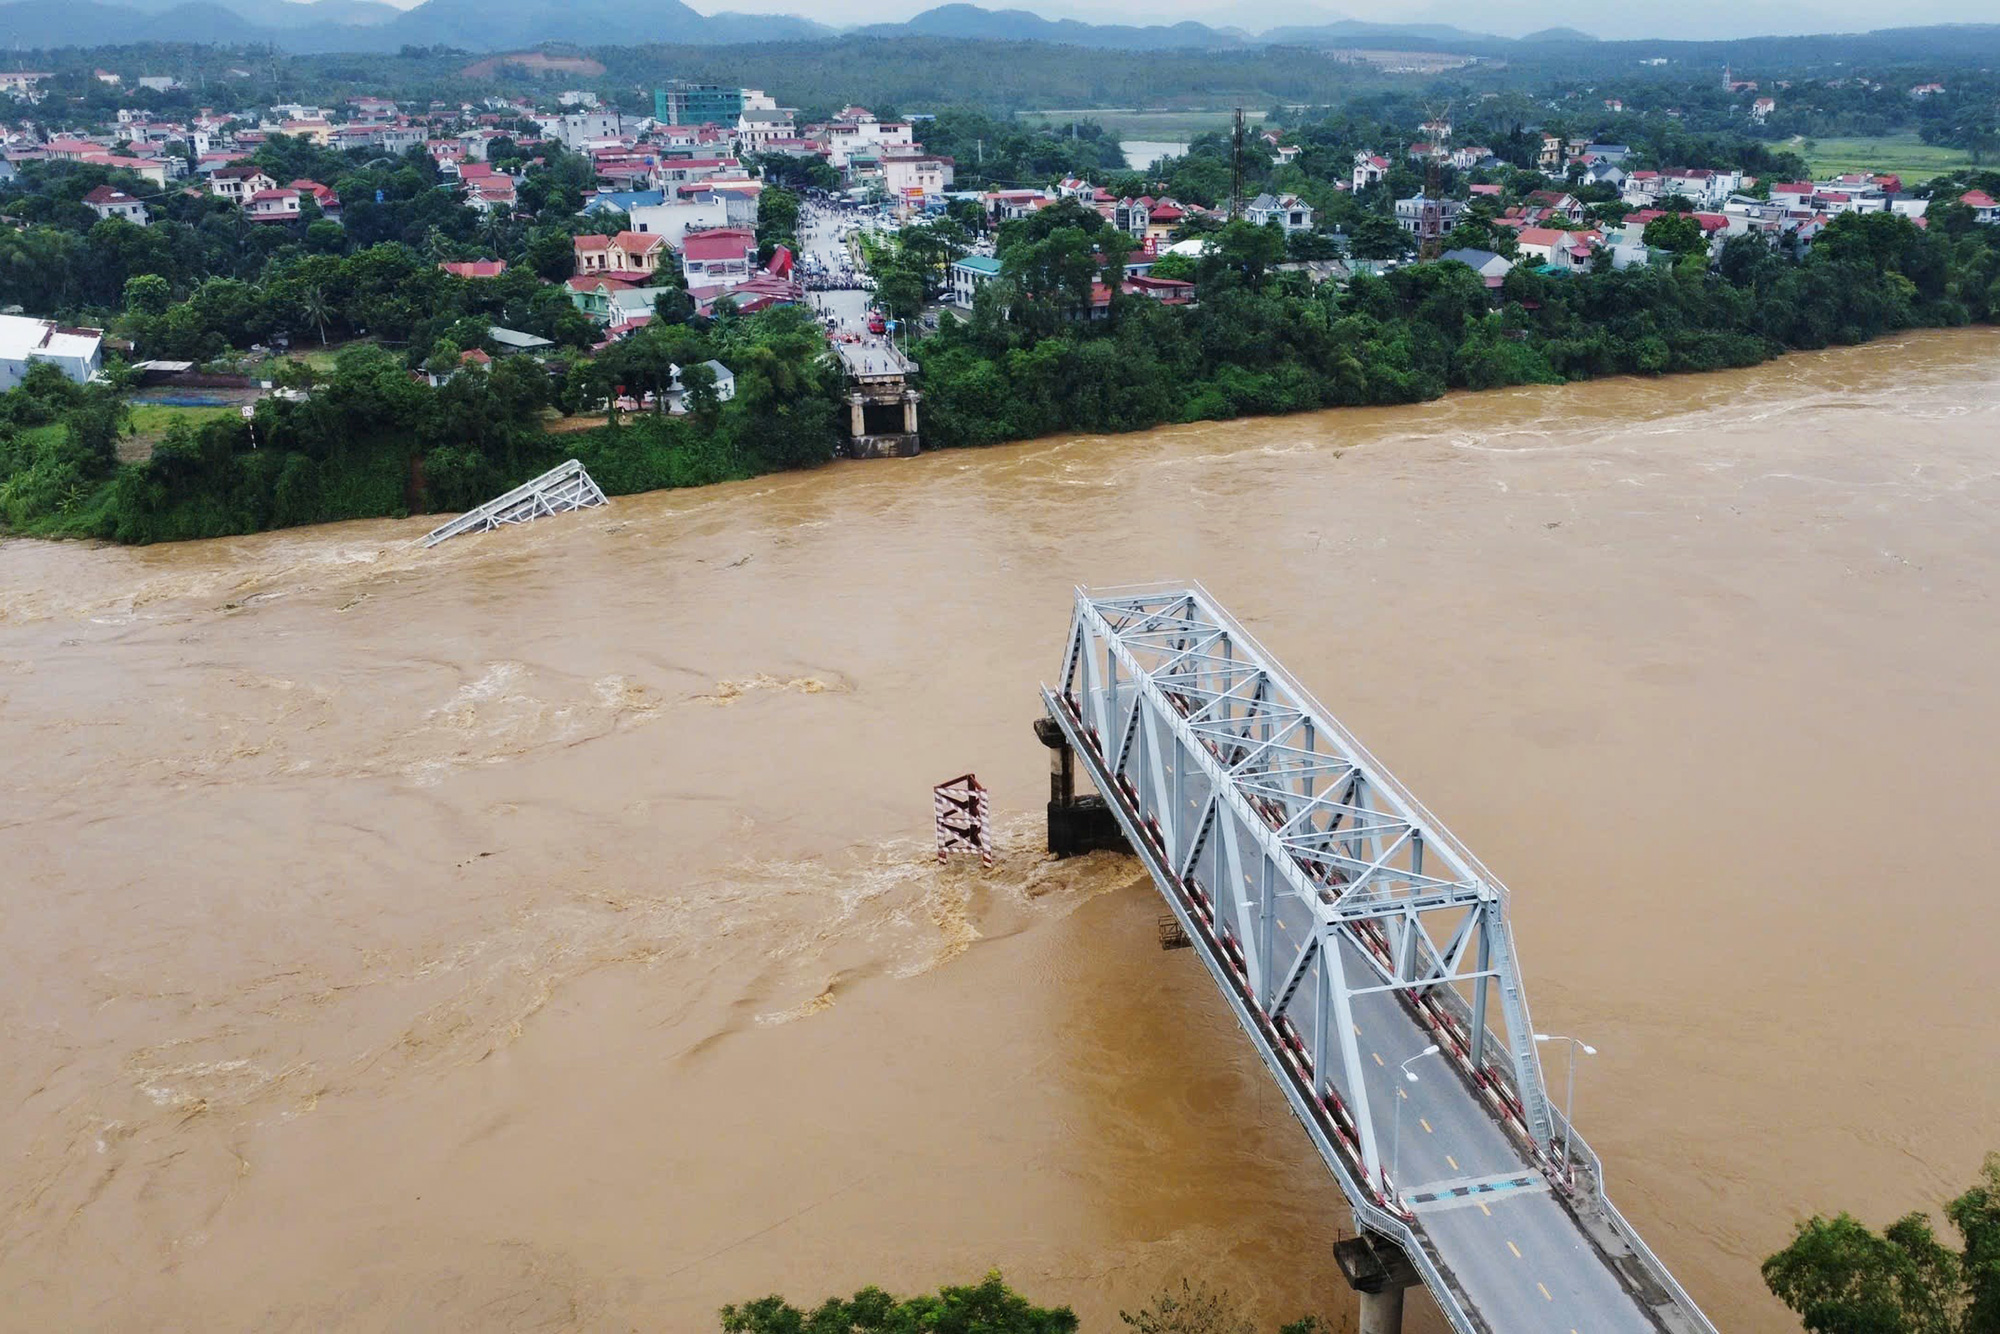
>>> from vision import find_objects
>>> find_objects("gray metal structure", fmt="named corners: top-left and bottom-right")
top-left (1040, 583), bottom-right (1719, 1334)
top-left (418, 459), bottom-right (608, 548)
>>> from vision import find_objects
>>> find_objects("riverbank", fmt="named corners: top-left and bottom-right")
top-left (4, 209), bottom-right (1995, 547)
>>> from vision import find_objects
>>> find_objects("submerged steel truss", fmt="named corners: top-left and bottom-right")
top-left (419, 458), bottom-right (608, 548)
top-left (1041, 583), bottom-right (1719, 1334)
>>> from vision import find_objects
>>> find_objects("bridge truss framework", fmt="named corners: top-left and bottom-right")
top-left (1040, 583), bottom-right (1717, 1334)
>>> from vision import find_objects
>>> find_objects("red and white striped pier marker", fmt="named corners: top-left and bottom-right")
top-left (933, 774), bottom-right (992, 868)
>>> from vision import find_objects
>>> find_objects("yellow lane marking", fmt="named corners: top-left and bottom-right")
top-left (1372, 1051), bottom-right (1384, 1066)
top-left (1507, 1241), bottom-right (1522, 1258)
top-left (1396, 1088), bottom-right (1407, 1100)
top-left (1538, 1283), bottom-right (1553, 1302)
top-left (1352, 1024), bottom-right (1361, 1036)
top-left (1420, 1118), bottom-right (1433, 1134)
top-left (1477, 1202), bottom-right (1491, 1216)
top-left (1446, 1155), bottom-right (1459, 1171)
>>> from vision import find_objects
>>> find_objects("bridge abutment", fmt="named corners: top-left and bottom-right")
top-left (1033, 715), bottom-right (1129, 858)
top-left (1336, 1233), bottom-right (1421, 1334)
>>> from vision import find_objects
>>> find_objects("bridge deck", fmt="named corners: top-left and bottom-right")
top-left (1043, 583), bottom-right (1714, 1334)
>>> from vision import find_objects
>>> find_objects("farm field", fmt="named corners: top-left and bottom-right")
top-left (1795, 134), bottom-right (1980, 183)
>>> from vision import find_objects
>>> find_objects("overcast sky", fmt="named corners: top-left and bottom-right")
top-left (650, 0), bottom-right (1998, 40)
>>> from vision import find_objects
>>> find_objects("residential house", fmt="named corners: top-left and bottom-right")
top-left (951, 254), bottom-right (1003, 307)
top-left (0, 314), bottom-right (101, 388)
top-left (441, 259), bottom-right (508, 279)
top-left (289, 179), bottom-right (340, 218)
top-left (1244, 192), bottom-right (1314, 234)
top-left (984, 189), bottom-right (1050, 222)
top-left (1582, 160), bottom-right (1627, 189)
top-left (1437, 247), bottom-right (1514, 288)
top-left (487, 325), bottom-right (553, 355)
top-left (1393, 193), bottom-right (1466, 239)
top-left (735, 106), bottom-right (796, 150)
top-left (664, 360), bottom-right (736, 413)
top-left (680, 227), bottom-right (756, 287)
top-left (1751, 97), bottom-right (1776, 123)
top-left (83, 184), bottom-right (149, 225)
top-left (1352, 152), bottom-right (1390, 192)
top-left (573, 230), bottom-right (668, 280)
top-left (881, 151), bottom-right (953, 203)
top-left (627, 194), bottom-right (731, 247)
top-left (1516, 226), bottom-right (1602, 272)
top-left (821, 110), bottom-right (913, 168)
top-left (1111, 196), bottom-right (1188, 244)
top-left (246, 188), bottom-right (302, 222)
top-left (1962, 190), bottom-right (1999, 225)
top-left (566, 274), bottom-right (640, 322)
top-left (209, 164), bottom-right (276, 205)
top-left (1526, 190), bottom-right (1587, 223)
top-left (464, 176), bottom-right (518, 214)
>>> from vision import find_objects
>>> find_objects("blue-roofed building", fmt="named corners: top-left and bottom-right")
top-left (582, 189), bottom-right (666, 216)
top-left (950, 255), bottom-right (1003, 308)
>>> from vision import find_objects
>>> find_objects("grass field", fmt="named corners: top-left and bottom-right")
top-left (1016, 108), bottom-right (1265, 139)
top-left (1795, 134), bottom-right (1980, 184)
top-left (121, 403), bottom-right (239, 462)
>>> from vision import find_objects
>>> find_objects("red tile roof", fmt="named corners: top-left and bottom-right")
top-left (680, 228), bottom-right (755, 261)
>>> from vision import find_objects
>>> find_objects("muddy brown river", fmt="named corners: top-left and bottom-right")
top-left (4, 329), bottom-right (1999, 1333)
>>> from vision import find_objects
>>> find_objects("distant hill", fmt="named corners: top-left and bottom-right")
top-left (1259, 18), bottom-right (1503, 47)
top-left (0, 0), bottom-right (1993, 63)
top-left (867, 5), bottom-right (1240, 49)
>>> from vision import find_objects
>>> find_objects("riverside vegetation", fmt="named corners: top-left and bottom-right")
top-left (3, 194), bottom-right (2000, 544)
top-left (717, 1154), bottom-right (2000, 1334)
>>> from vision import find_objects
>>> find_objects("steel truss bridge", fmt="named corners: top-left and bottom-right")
top-left (1040, 585), bottom-right (1718, 1334)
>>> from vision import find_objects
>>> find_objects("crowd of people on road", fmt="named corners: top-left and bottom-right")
top-left (798, 193), bottom-right (904, 292)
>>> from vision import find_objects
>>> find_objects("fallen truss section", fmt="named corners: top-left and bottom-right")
top-left (419, 459), bottom-right (608, 548)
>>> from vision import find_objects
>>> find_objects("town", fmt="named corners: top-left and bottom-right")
top-left (0, 54), bottom-right (1995, 540)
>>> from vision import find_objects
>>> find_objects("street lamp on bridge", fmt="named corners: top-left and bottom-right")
top-left (1534, 1033), bottom-right (1597, 1179)
top-left (1390, 1044), bottom-right (1442, 1205)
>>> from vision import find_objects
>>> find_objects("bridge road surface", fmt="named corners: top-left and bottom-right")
top-left (1265, 896), bottom-right (1665, 1334)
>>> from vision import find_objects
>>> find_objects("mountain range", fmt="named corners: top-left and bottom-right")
top-left (0, 0), bottom-right (1559, 54)
top-left (0, 0), bottom-right (1994, 59)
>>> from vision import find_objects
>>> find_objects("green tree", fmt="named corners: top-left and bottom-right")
top-left (123, 273), bottom-right (172, 316)
top-left (720, 1272), bottom-right (1077, 1334)
top-left (1643, 213), bottom-right (1708, 255)
top-left (1764, 1153), bottom-right (2000, 1334)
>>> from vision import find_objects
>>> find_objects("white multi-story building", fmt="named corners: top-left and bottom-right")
top-left (0, 314), bottom-right (101, 388)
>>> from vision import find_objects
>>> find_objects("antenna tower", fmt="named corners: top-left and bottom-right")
top-left (1230, 107), bottom-right (1245, 220)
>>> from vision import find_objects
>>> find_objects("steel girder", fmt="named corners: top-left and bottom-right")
top-left (420, 459), bottom-right (609, 548)
top-left (1049, 584), bottom-right (1560, 1200)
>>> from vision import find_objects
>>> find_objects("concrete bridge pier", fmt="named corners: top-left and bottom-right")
top-left (1335, 1233), bottom-right (1421, 1334)
top-left (1033, 715), bottom-right (1129, 858)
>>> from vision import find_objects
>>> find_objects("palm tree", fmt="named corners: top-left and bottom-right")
top-left (300, 283), bottom-right (331, 346)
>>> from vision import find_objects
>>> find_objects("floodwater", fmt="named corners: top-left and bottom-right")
top-left (4, 328), bottom-right (1999, 1333)
top-left (1120, 139), bottom-right (1188, 170)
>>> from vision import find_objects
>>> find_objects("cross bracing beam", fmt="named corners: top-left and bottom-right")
top-left (1045, 583), bottom-right (1721, 1334)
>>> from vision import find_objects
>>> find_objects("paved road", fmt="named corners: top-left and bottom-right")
top-left (1265, 903), bottom-right (1664, 1332)
top-left (799, 207), bottom-right (872, 333)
